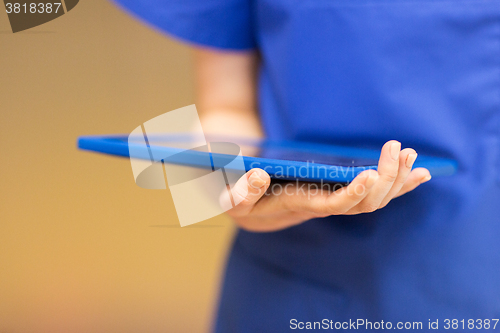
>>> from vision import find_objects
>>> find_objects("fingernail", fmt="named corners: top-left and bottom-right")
top-left (405, 153), bottom-right (418, 168)
top-left (365, 174), bottom-right (378, 188)
top-left (420, 175), bottom-right (432, 183)
top-left (249, 172), bottom-right (266, 189)
top-left (390, 142), bottom-right (401, 161)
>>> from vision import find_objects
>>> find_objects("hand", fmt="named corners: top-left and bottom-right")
top-left (222, 140), bottom-right (432, 232)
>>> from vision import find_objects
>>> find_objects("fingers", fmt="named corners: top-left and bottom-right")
top-left (251, 170), bottom-right (377, 217)
top-left (314, 170), bottom-right (379, 216)
top-left (224, 144), bottom-right (431, 225)
top-left (393, 167), bottom-right (431, 198)
top-left (225, 168), bottom-right (271, 217)
top-left (378, 148), bottom-right (417, 208)
top-left (355, 140), bottom-right (401, 211)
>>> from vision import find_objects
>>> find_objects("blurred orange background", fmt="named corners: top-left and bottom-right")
top-left (0, 2), bottom-right (235, 332)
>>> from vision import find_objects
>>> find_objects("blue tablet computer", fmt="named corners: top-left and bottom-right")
top-left (77, 134), bottom-right (457, 183)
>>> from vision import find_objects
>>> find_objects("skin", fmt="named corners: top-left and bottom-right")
top-left (194, 47), bottom-right (432, 232)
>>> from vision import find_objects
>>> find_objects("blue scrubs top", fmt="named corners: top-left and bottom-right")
top-left (114, 0), bottom-right (500, 331)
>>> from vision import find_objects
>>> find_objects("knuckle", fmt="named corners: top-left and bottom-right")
top-left (380, 172), bottom-right (398, 183)
top-left (323, 201), bottom-right (346, 216)
top-left (312, 209), bottom-right (330, 218)
top-left (232, 188), bottom-right (254, 207)
top-left (393, 177), bottom-right (407, 187)
top-left (327, 206), bottom-right (346, 216)
top-left (378, 201), bottom-right (389, 209)
top-left (303, 199), bottom-right (332, 216)
top-left (361, 202), bottom-right (379, 213)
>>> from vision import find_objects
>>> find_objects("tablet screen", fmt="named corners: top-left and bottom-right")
top-left (78, 134), bottom-right (458, 181)
top-left (259, 146), bottom-right (378, 167)
top-left (125, 135), bottom-right (379, 167)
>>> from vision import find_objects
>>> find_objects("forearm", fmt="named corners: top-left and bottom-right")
top-left (198, 108), bottom-right (263, 138)
top-left (193, 47), bottom-right (263, 139)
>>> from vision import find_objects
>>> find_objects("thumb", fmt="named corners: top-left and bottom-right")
top-left (223, 168), bottom-right (271, 217)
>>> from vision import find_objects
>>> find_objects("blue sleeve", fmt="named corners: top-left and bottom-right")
top-left (112, 0), bottom-right (255, 50)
